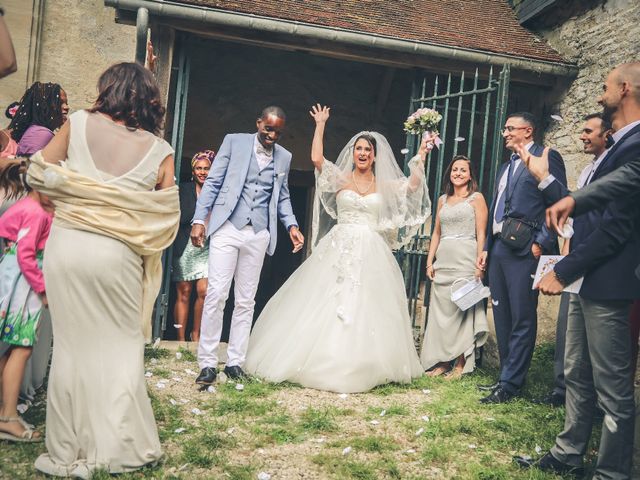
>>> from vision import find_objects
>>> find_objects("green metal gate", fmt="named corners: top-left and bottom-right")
top-left (397, 65), bottom-right (510, 336)
top-left (152, 35), bottom-right (192, 340)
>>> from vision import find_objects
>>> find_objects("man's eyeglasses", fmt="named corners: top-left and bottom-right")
top-left (503, 126), bottom-right (529, 133)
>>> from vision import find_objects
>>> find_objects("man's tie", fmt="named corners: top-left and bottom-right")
top-left (494, 154), bottom-right (517, 223)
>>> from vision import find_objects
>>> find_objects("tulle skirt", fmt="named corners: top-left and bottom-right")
top-left (245, 223), bottom-right (423, 393)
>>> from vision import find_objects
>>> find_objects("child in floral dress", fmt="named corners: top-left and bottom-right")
top-left (0, 172), bottom-right (52, 442)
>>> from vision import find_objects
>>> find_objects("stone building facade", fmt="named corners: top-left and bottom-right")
top-left (0, 0), bottom-right (134, 129)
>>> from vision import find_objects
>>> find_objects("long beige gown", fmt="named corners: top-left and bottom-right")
top-left (420, 193), bottom-right (489, 373)
top-left (37, 110), bottom-right (173, 476)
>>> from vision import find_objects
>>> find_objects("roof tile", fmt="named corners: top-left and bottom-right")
top-left (170, 0), bottom-right (566, 63)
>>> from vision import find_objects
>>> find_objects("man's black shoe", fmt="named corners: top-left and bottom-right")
top-left (480, 386), bottom-right (517, 404)
top-left (195, 367), bottom-right (217, 385)
top-left (535, 391), bottom-right (565, 407)
top-left (477, 381), bottom-right (499, 392)
top-left (223, 365), bottom-right (247, 380)
top-left (514, 452), bottom-right (584, 477)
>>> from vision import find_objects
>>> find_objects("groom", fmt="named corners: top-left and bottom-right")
top-left (190, 106), bottom-right (304, 384)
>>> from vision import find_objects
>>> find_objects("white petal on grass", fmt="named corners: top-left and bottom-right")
top-left (144, 371), bottom-right (153, 378)
top-left (257, 473), bottom-right (272, 480)
top-left (172, 377), bottom-right (182, 382)
top-left (379, 409), bottom-right (386, 417)
top-left (235, 383), bottom-right (245, 391)
top-left (422, 389), bottom-right (431, 395)
top-left (400, 148), bottom-right (410, 154)
top-left (152, 337), bottom-right (161, 349)
top-left (169, 398), bottom-right (178, 406)
top-left (550, 114), bottom-right (564, 122)
top-left (468, 444), bottom-right (477, 449)
top-left (185, 369), bottom-right (197, 376)
top-left (415, 427), bottom-right (425, 436)
top-left (174, 427), bottom-right (186, 433)
top-left (155, 382), bottom-right (166, 389)
top-left (207, 385), bottom-right (216, 393)
top-left (338, 393), bottom-right (348, 399)
top-left (405, 449), bottom-right (416, 454)
top-left (16, 404), bottom-right (28, 414)
top-left (342, 446), bottom-right (352, 456)
top-left (370, 420), bottom-right (380, 425)
top-left (535, 445), bottom-right (542, 454)
top-left (454, 136), bottom-right (466, 142)
top-left (276, 400), bottom-right (284, 405)
top-left (175, 352), bottom-right (182, 359)
top-left (191, 408), bottom-right (203, 415)
top-left (421, 415), bottom-right (430, 422)
top-left (150, 358), bottom-right (158, 365)
top-left (227, 427), bottom-right (235, 434)
top-left (311, 437), bottom-right (326, 443)
top-left (177, 463), bottom-right (189, 472)
top-left (485, 417), bottom-right (495, 422)
top-left (179, 398), bottom-right (189, 404)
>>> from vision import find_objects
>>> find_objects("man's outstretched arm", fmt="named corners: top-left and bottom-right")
top-left (571, 158), bottom-right (640, 216)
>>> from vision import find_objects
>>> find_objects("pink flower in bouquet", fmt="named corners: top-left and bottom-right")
top-left (403, 108), bottom-right (442, 138)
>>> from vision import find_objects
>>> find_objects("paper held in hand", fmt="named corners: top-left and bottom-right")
top-left (532, 255), bottom-right (583, 294)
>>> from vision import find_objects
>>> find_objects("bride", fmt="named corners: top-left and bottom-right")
top-left (244, 105), bottom-right (432, 393)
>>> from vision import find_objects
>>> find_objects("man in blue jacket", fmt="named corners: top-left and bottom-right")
top-left (478, 112), bottom-right (566, 404)
top-left (190, 106), bottom-right (304, 384)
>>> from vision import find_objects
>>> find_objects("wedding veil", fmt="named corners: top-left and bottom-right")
top-left (312, 131), bottom-right (431, 250)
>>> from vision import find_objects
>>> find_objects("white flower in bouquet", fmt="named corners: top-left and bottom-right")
top-left (403, 107), bottom-right (442, 136)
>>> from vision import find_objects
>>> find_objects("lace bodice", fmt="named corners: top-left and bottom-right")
top-left (336, 190), bottom-right (381, 227)
top-left (439, 193), bottom-right (478, 239)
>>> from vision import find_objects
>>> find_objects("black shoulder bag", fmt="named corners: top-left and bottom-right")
top-left (500, 165), bottom-right (538, 250)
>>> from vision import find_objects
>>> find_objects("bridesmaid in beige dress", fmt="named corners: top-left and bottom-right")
top-left (26, 63), bottom-right (179, 478)
top-left (421, 155), bottom-right (489, 379)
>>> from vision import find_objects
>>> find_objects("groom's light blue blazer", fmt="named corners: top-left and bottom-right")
top-left (192, 133), bottom-right (298, 256)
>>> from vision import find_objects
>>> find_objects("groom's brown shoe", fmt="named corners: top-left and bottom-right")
top-left (196, 367), bottom-right (217, 385)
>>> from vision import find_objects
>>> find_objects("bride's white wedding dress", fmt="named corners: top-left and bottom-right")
top-left (244, 188), bottom-right (424, 393)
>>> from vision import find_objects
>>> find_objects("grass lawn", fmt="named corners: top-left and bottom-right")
top-left (1, 343), bottom-right (601, 479)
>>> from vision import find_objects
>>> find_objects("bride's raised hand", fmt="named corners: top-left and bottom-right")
top-left (309, 104), bottom-right (330, 124)
top-left (418, 135), bottom-right (435, 161)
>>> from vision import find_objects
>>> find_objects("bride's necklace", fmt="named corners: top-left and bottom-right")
top-left (352, 171), bottom-right (375, 195)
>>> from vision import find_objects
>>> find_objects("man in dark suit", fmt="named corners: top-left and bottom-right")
top-left (478, 112), bottom-right (566, 404)
top-left (540, 113), bottom-right (613, 408)
top-left (519, 62), bottom-right (640, 479)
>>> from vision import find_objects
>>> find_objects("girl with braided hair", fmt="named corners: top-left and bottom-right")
top-left (8, 82), bottom-right (68, 157)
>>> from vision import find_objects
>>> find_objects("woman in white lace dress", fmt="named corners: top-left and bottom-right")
top-left (244, 105), bottom-right (431, 393)
top-left (420, 155), bottom-right (489, 378)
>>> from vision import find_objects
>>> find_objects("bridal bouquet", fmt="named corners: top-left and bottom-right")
top-left (403, 107), bottom-right (442, 137)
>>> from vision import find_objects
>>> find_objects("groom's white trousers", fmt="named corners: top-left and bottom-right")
top-left (198, 221), bottom-right (270, 369)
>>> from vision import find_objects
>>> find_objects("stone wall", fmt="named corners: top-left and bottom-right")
top-left (1, 0), bottom-right (135, 128)
top-left (537, 0), bottom-right (639, 188)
